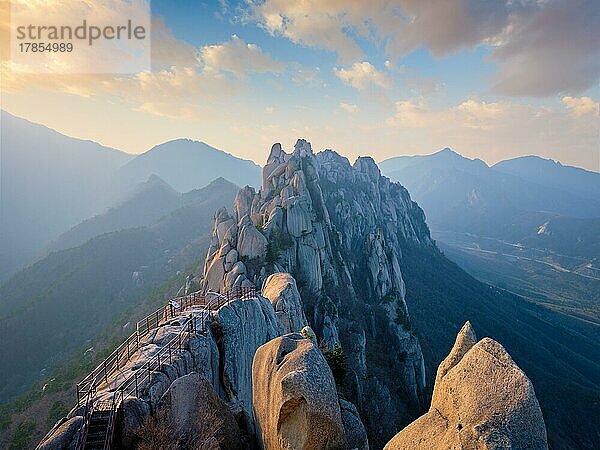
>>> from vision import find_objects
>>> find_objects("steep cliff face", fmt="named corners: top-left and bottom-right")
top-left (201, 139), bottom-right (433, 447)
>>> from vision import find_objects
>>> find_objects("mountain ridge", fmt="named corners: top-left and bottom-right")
top-left (0, 111), bottom-right (133, 281)
top-left (113, 138), bottom-right (262, 194)
top-left (1, 114), bottom-right (263, 281)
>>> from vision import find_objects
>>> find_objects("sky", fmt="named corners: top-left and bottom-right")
top-left (1, 0), bottom-right (599, 171)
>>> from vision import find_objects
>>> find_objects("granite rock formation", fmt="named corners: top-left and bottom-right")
top-left (154, 372), bottom-right (245, 449)
top-left (212, 295), bottom-right (280, 431)
top-left (200, 139), bottom-right (431, 447)
top-left (262, 272), bottom-right (308, 334)
top-left (252, 328), bottom-right (347, 450)
top-left (384, 322), bottom-right (548, 450)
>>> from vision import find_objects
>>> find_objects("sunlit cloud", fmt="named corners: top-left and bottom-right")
top-left (1, 29), bottom-right (281, 120)
top-left (561, 96), bottom-right (599, 118)
top-left (384, 97), bottom-right (598, 170)
top-left (201, 34), bottom-right (283, 78)
top-left (339, 102), bottom-right (358, 113)
top-left (334, 62), bottom-right (392, 91)
top-left (250, 0), bottom-right (600, 97)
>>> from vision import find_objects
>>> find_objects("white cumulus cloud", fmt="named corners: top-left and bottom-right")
top-left (334, 62), bottom-right (392, 91)
top-left (201, 34), bottom-right (283, 78)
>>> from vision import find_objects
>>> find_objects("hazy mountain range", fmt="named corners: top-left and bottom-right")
top-left (380, 148), bottom-right (600, 258)
top-left (1, 116), bottom-right (598, 449)
top-left (0, 177), bottom-right (239, 402)
top-left (1, 111), bottom-right (131, 281)
top-left (0, 111), bottom-right (261, 281)
top-left (113, 138), bottom-right (260, 194)
top-left (381, 147), bottom-right (600, 332)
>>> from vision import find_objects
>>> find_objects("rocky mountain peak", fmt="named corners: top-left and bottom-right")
top-left (200, 139), bottom-right (434, 447)
top-left (293, 138), bottom-right (314, 157)
top-left (353, 156), bottom-right (381, 181)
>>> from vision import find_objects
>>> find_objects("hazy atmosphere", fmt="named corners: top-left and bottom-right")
top-left (1, 1), bottom-right (599, 450)
top-left (1, 0), bottom-right (599, 170)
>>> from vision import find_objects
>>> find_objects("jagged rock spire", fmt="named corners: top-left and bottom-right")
top-left (385, 323), bottom-right (548, 450)
top-left (200, 139), bottom-right (434, 448)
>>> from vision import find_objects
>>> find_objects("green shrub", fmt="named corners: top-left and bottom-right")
top-left (0, 406), bottom-right (11, 431)
top-left (9, 419), bottom-right (36, 450)
top-left (300, 328), bottom-right (315, 340)
top-left (323, 342), bottom-right (348, 386)
top-left (47, 401), bottom-right (69, 426)
top-left (265, 230), bottom-right (294, 264)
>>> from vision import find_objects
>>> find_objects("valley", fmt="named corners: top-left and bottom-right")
top-left (434, 229), bottom-right (600, 323)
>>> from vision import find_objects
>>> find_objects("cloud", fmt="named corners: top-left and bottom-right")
top-left (201, 34), bottom-right (283, 78)
top-left (291, 65), bottom-right (322, 85)
top-left (491, 0), bottom-right (600, 97)
top-left (385, 96), bottom-right (599, 169)
top-left (250, 1), bottom-right (515, 59)
top-left (1, 31), bottom-right (280, 119)
top-left (339, 102), bottom-right (358, 113)
top-left (383, 0), bottom-right (516, 57)
top-left (334, 62), bottom-right (392, 90)
top-left (7, 0), bottom-right (153, 74)
top-left (151, 17), bottom-right (199, 69)
top-left (562, 96), bottom-right (599, 117)
top-left (249, 0), bottom-right (600, 97)
top-left (386, 98), bottom-right (527, 130)
top-left (251, 0), bottom-right (362, 63)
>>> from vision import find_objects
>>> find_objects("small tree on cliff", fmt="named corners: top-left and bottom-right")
top-left (322, 342), bottom-right (348, 386)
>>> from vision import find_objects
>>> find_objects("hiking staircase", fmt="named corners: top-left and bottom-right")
top-left (81, 400), bottom-right (117, 450)
top-left (75, 286), bottom-right (258, 450)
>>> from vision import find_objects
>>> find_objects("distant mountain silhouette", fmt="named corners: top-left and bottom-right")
top-left (113, 138), bottom-right (261, 194)
top-left (0, 111), bottom-right (132, 281)
top-left (0, 177), bottom-right (238, 402)
top-left (380, 149), bottom-right (600, 256)
top-left (1, 115), bottom-right (263, 282)
top-left (494, 155), bottom-right (600, 202)
top-left (49, 174), bottom-right (182, 252)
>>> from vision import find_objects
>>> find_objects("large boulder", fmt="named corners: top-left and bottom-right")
top-left (252, 329), bottom-right (347, 450)
top-left (384, 322), bottom-right (548, 450)
top-left (237, 215), bottom-right (268, 259)
top-left (234, 186), bottom-right (256, 222)
top-left (262, 273), bottom-right (308, 334)
top-left (156, 372), bottom-right (244, 449)
top-left (215, 296), bottom-right (280, 431)
top-left (339, 399), bottom-right (369, 450)
top-left (118, 397), bottom-right (151, 449)
top-left (37, 416), bottom-right (83, 450)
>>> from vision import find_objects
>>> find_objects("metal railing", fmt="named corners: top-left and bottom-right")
top-left (75, 285), bottom-right (258, 450)
top-left (76, 286), bottom-right (257, 406)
